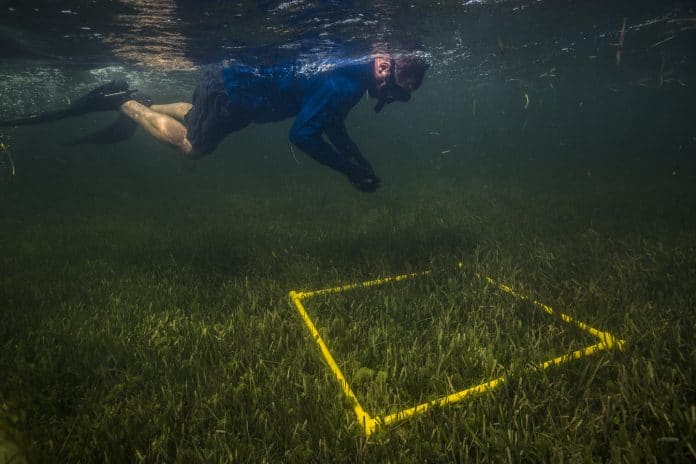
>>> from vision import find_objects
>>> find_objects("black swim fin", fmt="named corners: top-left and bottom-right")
top-left (0, 80), bottom-right (136, 128)
top-left (64, 93), bottom-right (153, 146)
top-left (64, 113), bottom-right (139, 146)
top-left (0, 107), bottom-right (76, 127)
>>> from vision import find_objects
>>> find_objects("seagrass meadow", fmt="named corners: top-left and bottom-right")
top-left (2, 0), bottom-right (696, 461)
top-left (0, 126), bottom-right (694, 462)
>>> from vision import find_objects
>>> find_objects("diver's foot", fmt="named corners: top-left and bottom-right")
top-left (64, 91), bottom-right (155, 146)
top-left (131, 92), bottom-right (153, 107)
top-left (69, 80), bottom-right (137, 115)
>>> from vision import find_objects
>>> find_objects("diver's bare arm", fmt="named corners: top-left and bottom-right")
top-left (149, 103), bottom-right (192, 123)
top-left (120, 100), bottom-right (194, 157)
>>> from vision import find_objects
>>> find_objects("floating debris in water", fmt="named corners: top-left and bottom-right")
top-left (0, 139), bottom-right (16, 176)
top-left (289, 143), bottom-right (300, 164)
top-left (615, 17), bottom-right (627, 65)
top-left (659, 55), bottom-right (665, 87)
top-left (650, 35), bottom-right (675, 48)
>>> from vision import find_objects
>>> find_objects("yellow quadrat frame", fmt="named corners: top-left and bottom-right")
top-left (288, 264), bottom-right (626, 437)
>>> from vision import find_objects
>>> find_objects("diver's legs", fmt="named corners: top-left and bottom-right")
top-left (119, 100), bottom-right (194, 157)
top-left (150, 103), bottom-right (193, 123)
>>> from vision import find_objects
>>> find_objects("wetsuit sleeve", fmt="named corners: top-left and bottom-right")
top-left (288, 76), bottom-right (365, 173)
top-left (324, 120), bottom-right (375, 175)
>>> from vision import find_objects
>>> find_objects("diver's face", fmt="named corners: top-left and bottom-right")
top-left (373, 55), bottom-right (392, 90)
top-left (369, 55), bottom-right (412, 113)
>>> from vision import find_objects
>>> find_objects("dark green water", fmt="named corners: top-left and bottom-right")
top-left (1, 1), bottom-right (695, 462)
top-left (1, 0), bottom-right (694, 187)
top-left (1, 0), bottom-right (694, 240)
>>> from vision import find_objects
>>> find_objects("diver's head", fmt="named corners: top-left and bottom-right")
top-left (370, 53), bottom-right (429, 113)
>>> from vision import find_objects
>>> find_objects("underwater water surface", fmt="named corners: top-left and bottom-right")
top-left (1, 0), bottom-right (695, 462)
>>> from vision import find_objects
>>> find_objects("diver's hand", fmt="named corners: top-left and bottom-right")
top-left (345, 164), bottom-right (381, 192)
top-left (352, 173), bottom-right (381, 192)
top-left (343, 152), bottom-right (381, 192)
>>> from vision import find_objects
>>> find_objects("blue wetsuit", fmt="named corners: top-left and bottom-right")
top-left (184, 57), bottom-right (376, 184)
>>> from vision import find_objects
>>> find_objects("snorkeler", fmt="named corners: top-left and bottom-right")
top-left (0, 52), bottom-right (428, 192)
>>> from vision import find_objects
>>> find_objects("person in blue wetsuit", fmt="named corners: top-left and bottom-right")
top-left (0, 52), bottom-right (428, 192)
top-left (124, 52), bottom-right (427, 192)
